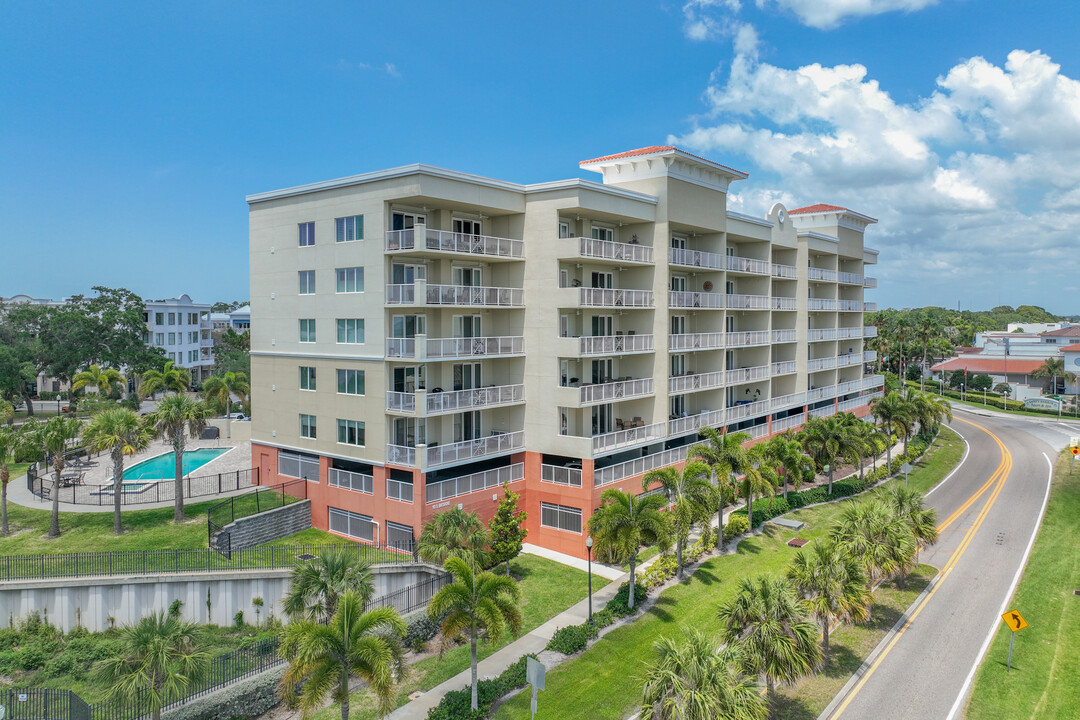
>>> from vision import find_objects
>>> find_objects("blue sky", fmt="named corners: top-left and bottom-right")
top-left (2, 0), bottom-right (1078, 312)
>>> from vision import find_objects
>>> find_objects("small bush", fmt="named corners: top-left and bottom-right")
top-left (163, 666), bottom-right (286, 720)
top-left (723, 514), bottom-right (750, 539)
top-left (546, 623), bottom-right (597, 655)
top-left (605, 582), bottom-right (648, 617)
top-left (591, 609), bottom-right (617, 630)
top-left (426, 653), bottom-right (536, 720)
top-left (405, 615), bottom-right (440, 652)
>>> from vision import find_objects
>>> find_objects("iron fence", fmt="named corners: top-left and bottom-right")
top-left (0, 542), bottom-right (419, 582)
top-left (1, 688), bottom-right (89, 720)
top-left (207, 479), bottom-right (308, 557)
top-left (368, 571), bottom-right (453, 615)
top-left (27, 466), bottom-right (258, 506)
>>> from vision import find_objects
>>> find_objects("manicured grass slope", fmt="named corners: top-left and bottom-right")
top-left (964, 451), bottom-right (1080, 720)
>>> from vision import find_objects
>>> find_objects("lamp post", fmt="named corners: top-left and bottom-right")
top-left (585, 536), bottom-right (594, 624)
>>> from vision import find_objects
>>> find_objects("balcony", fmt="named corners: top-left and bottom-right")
top-left (810, 404), bottom-right (837, 419)
top-left (387, 335), bottom-right (525, 360)
top-left (595, 445), bottom-right (691, 487)
top-left (864, 325), bottom-right (878, 338)
top-left (669, 332), bottom-right (724, 351)
top-left (863, 350), bottom-right (877, 362)
top-left (837, 395), bottom-right (872, 413)
top-left (807, 385), bottom-right (838, 402)
top-left (808, 356), bottom-right (837, 372)
top-left (726, 255), bottom-right (770, 275)
top-left (725, 364), bottom-right (770, 385)
top-left (386, 478), bottom-right (414, 503)
top-left (592, 420), bottom-right (667, 454)
top-left (772, 412), bottom-right (806, 433)
top-left (837, 326), bottom-right (864, 340)
top-left (388, 384), bottom-right (526, 416)
top-left (808, 328), bottom-right (837, 342)
top-left (386, 391), bottom-right (416, 413)
top-left (386, 444), bottom-right (416, 467)
top-left (772, 263), bottom-right (797, 279)
top-left (808, 298), bottom-right (837, 311)
top-left (771, 360), bottom-right (797, 376)
top-left (669, 370), bottom-right (724, 395)
top-left (726, 330), bottom-right (770, 348)
top-left (669, 290), bottom-right (724, 309)
top-left (669, 246), bottom-right (724, 270)
top-left (578, 333), bottom-right (655, 356)
top-left (577, 237), bottom-right (654, 265)
top-left (771, 392), bottom-right (806, 412)
top-left (726, 294), bottom-right (770, 310)
top-left (838, 271), bottom-right (864, 285)
top-left (426, 463), bottom-right (524, 503)
top-left (773, 329), bottom-right (797, 343)
top-left (809, 267), bottom-right (838, 282)
top-left (863, 276), bottom-right (878, 288)
top-left (863, 302), bottom-right (878, 312)
top-left (771, 296), bottom-right (797, 311)
top-left (837, 299), bottom-right (863, 312)
top-left (385, 283), bottom-right (524, 307)
top-left (328, 467), bottom-right (373, 494)
top-left (578, 287), bottom-right (654, 308)
top-left (727, 399), bottom-right (770, 422)
top-left (386, 226), bottom-right (523, 260)
top-left (864, 374), bottom-right (885, 389)
top-left (540, 464), bottom-right (583, 488)
top-left (578, 378), bottom-right (655, 406)
top-left (669, 409), bottom-right (725, 437)
top-left (427, 431), bottom-right (526, 469)
top-left (837, 353), bottom-right (864, 367)
top-left (837, 378), bottom-right (863, 394)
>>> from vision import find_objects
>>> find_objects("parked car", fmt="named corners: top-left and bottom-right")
top-left (225, 412), bottom-right (247, 420)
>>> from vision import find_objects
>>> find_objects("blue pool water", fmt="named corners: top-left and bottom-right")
top-left (112, 448), bottom-right (229, 488)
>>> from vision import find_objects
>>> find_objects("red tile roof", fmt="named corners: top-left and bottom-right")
top-left (955, 346), bottom-right (982, 354)
top-left (790, 203), bottom-right (847, 215)
top-left (1042, 326), bottom-right (1080, 337)
top-left (1062, 343), bottom-right (1080, 352)
top-left (930, 357), bottom-right (1047, 374)
top-left (579, 146), bottom-right (748, 177)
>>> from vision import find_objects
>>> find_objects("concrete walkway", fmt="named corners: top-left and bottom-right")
top-left (522, 543), bottom-right (625, 581)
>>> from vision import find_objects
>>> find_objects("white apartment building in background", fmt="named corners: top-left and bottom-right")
top-left (143, 294), bottom-right (215, 383)
top-left (246, 146), bottom-right (883, 558)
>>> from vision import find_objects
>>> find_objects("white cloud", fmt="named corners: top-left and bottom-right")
top-left (759, 0), bottom-right (940, 29)
top-left (384, 63), bottom-right (401, 78)
top-left (671, 43), bottom-right (1080, 311)
top-left (681, 0), bottom-right (744, 41)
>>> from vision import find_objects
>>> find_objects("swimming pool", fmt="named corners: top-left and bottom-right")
top-left (113, 448), bottom-right (229, 485)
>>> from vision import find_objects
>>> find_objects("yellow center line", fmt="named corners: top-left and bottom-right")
top-left (830, 419), bottom-right (1011, 719)
top-left (934, 418), bottom-right (1007, 534)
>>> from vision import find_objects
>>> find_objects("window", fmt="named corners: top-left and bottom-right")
top-left (559, 221), bottom-right (571, 238)
top-left (299, 221), bottom-right (315, 247)
top-left (337, 419), bottom-right (365, 446)
top-left (386, 522), bottom-right (414, 551)
top-left (336, 267), bottom-right (364, 293)
top-left (337, 369), bottom-right (365, 395)
top-left (335, 215), bottom-right (364, 242)
top-left (328, 508), bottom-right (374, 542)
top-left (188, 313), bottom-right (198, 324)
top-left (278, 451), bottom-right (320, 481)
top-left (540, 502), bottom-right (583, 533)
top-left (168, 332), bottom-right (176, 345)
top-left (336, 318), bottom-right (364, 344)
top-left (299, 319), bottom-right (316, 343)
top-left (155, 333), bottom-right (164, 346)
top-left (299, 366), bottom-right (316, 391)
top-left (591, 226), bottom-right (614, 242)
top-left (386, 476), bottom-right (414, 503)
top-left (299, 414), bottom-right (317, 439)
top-left (189, 331), bottom-right (198, 344)
top-left (155, 312), bottom-right (164, 325)
top-left (299, 270), bottom-right (315, 294)
top-left (168, 313), bottom-right (176, 325)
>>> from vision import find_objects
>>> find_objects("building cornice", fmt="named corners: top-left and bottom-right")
top-left (726, 210), bottom-right (774, 228)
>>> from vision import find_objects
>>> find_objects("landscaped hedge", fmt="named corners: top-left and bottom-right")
top-left (723, 514), bottom-right (750, 540)
top-left (163, 666), bottom-right (286, 720)
top-left (425, 653), bottom-right (536, 720)
top-left (546, 623), bottom-right (597, 655)
top-left (605, 581), bottom-right (649, 617)
top-left (405, 614), bottom-right (441, 652)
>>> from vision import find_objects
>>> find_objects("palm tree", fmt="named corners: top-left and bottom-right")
top-left (690, 428), bottom-right (750, 553)
top-left (202, 371), bottom-right (250, 439)
top-left (643, 460), bottom-right (716, 578)
top-left (1032, 356), bottom-right (1076, 396)
top-left (906, 389), bottom-right (952, 439)
top-left (736, 445), bottom-right (778, 529)
top-left (71, 364), bottom-right (125, 398)
top-left (283, 548), bottom-right (375, 623)
top-left (588, 488), bottom-right (671, 610)
top-left (799, 415), bottom-right (859, 494)
top-left (417, 506), bottom-right (490, 566)
top-left (97, 612), bottom-right (211, 720)
top-left (869, 391), bottom-right (913, 469)
top-left (787, 540), bottom-right (872, 662)
top-left (139, 359), bottom-right (191, 399)
top-left (428, 556), bottom-right (522, 711)
top-left (0, 425), bottom-right (18, 535)
top-left (639, 629), bottom-right (768, 720)
top-left (912, 313), bottom-right (941, 392)
top-left (281, 591), bottom-right (406, 720)
top-left (145, 394), bottom-right (210, 522)
top-left (830, 500), bottom-right (916, 589)
top-left (39, 415), bottom-right (82, 537)
top-left (844, 420), bottom-right (882, 482)
top-left (882, 485), bottom-right (938, 585)
top-left (82, 407), bottom-right (151, 534)
top-left (763, 432), bottom-right (811, 499)
top-left (716, 574), bottom-right (822, 715)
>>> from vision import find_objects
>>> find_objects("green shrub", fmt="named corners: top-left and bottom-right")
top-left (405, 615), bottom-right (440, 652)
top-left (425, 653), bottom-right (536, 720)
top-left (723, 514), bottom-right (750, 539)
top-left (546, 623), bottom-right (597, 655)
top-left (591, 609), bottom-right (617, 630)
top-left (163, 666), bottom-right (286, 720)
top-left (605, 582), bottom-right (648, 617)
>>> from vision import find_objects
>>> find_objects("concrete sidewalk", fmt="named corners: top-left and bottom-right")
top-left (522, 543), bottom-right (625, 580)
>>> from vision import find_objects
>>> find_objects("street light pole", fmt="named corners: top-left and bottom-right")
top-left (585, 536), bottom-right (594, 624)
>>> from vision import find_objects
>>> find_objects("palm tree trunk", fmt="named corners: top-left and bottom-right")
top-left (858, 455), bottom-right (865, 482)
top-left (922, 345), bottom-right (928, 391)
top-left (823, 621), bottom-right (831, 663)
top-left (113, 448), bottom-right (125, 534)
top-left (173, 433), bottom-right (185, 522)
top-left (470, 625), bottom-right (479, 710)
top-left (827, 467), bottom-right (834, 495)
top-left (746, 489), bottom-right (753, 528)
top-left (767, 677), bottom-right (776, 720)
top-left (783, 473), bottom-right (788, 500)
top-left (717, 505), bottom-right (726, 554)
top-left (341, 670), bottom-right (350, 720)
top-left (629, 556), bottom-right (637, 610)
top-left (49, 460), bottom-right (62, 538)
top-left (885, 422), bottom-right (892, 468)
top-left (1, 471), bottom-right (9, 535)
top-left (676, 537), bottom-right (684, 579)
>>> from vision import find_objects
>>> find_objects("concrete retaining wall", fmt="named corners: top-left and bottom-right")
top-left (214, 500), bottom-right (312, 554)
top-left (0, 563), bottom-right (444, 632)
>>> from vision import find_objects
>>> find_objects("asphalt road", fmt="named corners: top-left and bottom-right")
top-left (823, 406), bottom-right (1079, 720)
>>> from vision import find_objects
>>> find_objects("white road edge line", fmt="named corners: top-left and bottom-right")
top-left (944, 451), bottom-right (1054, 720)
top-left (925, 422), bottom-right (971, 498)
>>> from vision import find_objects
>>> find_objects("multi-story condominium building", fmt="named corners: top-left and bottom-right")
top-left (246, 146), bottom-right (882, 558)
top-left (144, 294), bottom-right (215, 383)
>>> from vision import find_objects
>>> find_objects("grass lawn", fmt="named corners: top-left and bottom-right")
top-left (494, 426), bottom-right (961, 720)
top-left (964, 450), bottom-right (1080, 720)
top-left (308, 553), bottom-right (610, 720)
top-left (772, 565), bottom-right (936, 719)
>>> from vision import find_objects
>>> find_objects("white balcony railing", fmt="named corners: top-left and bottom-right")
top-left (837, 326), bottom-right (864, 340)
top-left (864, 374), bottom-right (885, 389)
top-left (838, 271), bottom-right (864, 285)
top-left (864, 350), bottom-right (877, 362)
top-left (386, 391), bottom-right (417, 413)
top-left (669, 291), bottom-right (724, 309)
top-left (771, 392), bottom-right (806, 412)
top-left (771, 360), bottom-right (797, 376)
top-left (725, 365), bottom-right (770, 385)
top-left (426, 463), bottom-right (524, 503)
top-left (386, 227), bottom-right (524, 259)
top-left (386, 444), bottom-right (416, 467)
top-left (772, 263), bottom-right (797, 279)
top-left (863, 302), bottom-right (878, 312)
top-left (727, 399), bottom-right (770, 423)
top-left (807, 385), bottom-right (838, 402)
top-left (773, 329), bottom-right (797, 343)
top-left (595, 445), bottom-right (692, 487)
top-left (808, 298), bottom-right (838, 311)
top-left (386, 337), bottom-right (417, 358)
top-left (669, 371), bottom-right (724, 394)
top-left (426, 336), bottom-right (524, 359)
top-left (422, 284), bottom-right (524, 307)
top-left (669, 409), bottom-right (725, 437)
top-left (328, 468), bottom-right (373, 494)
top-left (580, 288), bottom-right (654, 308)
top-left (746, 423), bottom-right (771, 439)
top-left (540, 464), bottom-right (583, 488)
top-left (386, 478), bottom-right (414, 503)
top-left (808, 356), bottom-right (837, 372)
top-left (579, 378), bottom-right (654, 406)
top-left (838, 395), bottom-right (872, 413)
top-left (837, 353), bottom-right (863, 367)
top-left (427, 384), bottom-right (525, 414)
top-left (427, 431), bottom-right (525, 468)
top-left (864, 325), bottom-right (878, 338)
top-left (837, 299), bottom-right (863, 312)
top-left (669, 247), bottom-right (724, 270)
top-left (771, 296), bottom-right (797, 311)
top-left (837, 378), bottom-right (863, 395)
top-left (726, 255), bottom-right (770, 275)
top-left (385, 284), bottom-right (416, 304)
top-left (771, 413), bottom-right (806, 433)
top-left (579, 333), bottom-right (655, 355)
top-left (592, 421), bottom-right (667, 454)
top-left (669, 332), bottom-right (724, 351)
top-left (810, 404), bottom-right (837, 419)
top-left (579, 237), bottom-right (654, 264)
top-left (864, 277), bottom-right (878, 288)
top-left (726, 331), bottom-right (770, 348)
top-left (809, 267), bottom-right (838, 282)
top-left (808, 328), bottom-right (837, 342)
top-left (726, 293), bottom-right (770, 310)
